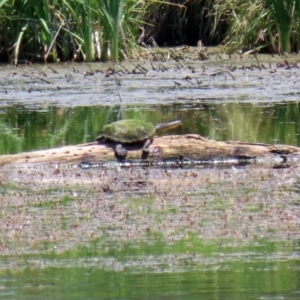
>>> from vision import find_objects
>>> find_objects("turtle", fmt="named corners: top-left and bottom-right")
top-left (96, 119), bottom-right (181, 160)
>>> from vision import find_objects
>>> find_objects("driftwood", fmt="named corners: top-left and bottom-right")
top-left (0, 134), bottom-right (300, 167)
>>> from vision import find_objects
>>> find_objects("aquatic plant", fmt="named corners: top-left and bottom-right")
top-left (212, 0), bottom-right (268, 52)
top-left (0, 0), bottom-right (150, 63)
top-left (1, 0), bottom-right (300, 63)
top-left (265, 0), bottom-right (294, 53)
top-left (99, 0), bottom-right (124, 62)
top-left (213, 0), bottom-right (300, 53)
top-left (0, 0), bottom-right (56, 64)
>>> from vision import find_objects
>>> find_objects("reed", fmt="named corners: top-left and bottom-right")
top-left (97, 0), bottom-right (118, 61)
top-left (213, 0), bottom-right (268, 52)
top-left (293, 0), bottom-right (300, 51)
top-left (214, 0), bottom-right (299, 53)
top-left (0, 0), bottom-right (65, 63)
top-left (265, 0), bottom-right (294, 53)
top-left (121, 0), bottom-right (148, 57)
top-left (63, 0), bottom-right (95, 61)
top-left (5, 0), bottom-right (300, 62)
top-left (0, 0), bottom-right (207, 62)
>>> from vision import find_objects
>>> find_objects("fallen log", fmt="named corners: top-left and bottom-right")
top-left (0, 134), bottom-right (300, 167)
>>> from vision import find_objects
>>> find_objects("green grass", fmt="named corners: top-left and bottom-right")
top-left (214, 0), bottom-right (299, 53)
top-left (0, 0), bottom-right (149, 62)
top-left (0, 1), bottom-right (300, 63)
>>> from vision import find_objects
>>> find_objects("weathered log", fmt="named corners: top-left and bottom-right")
top-left (0, 134), bottom-right (300, 167)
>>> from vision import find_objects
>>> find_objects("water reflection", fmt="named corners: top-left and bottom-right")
top-left (0, 147), bottom-right (300, 299)
top-left (1, 101), bottom-right (300, 299)
top-left (1, 250), bottom-right (300, 299)
top-left (0, 102), bottom-right (300, 154)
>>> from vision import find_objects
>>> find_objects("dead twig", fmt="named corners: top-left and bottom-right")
top-left (210, 69), bottom-right (235, 80)
top-left (44, 19), bottom-right (65, 62)
top-left (23, 70), bottom-right (51, 84)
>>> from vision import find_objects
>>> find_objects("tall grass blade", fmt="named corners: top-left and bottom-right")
top-left (100, 0), bottom-right (124, 62)
top-left (14, 23), bottom-right (28, 65)
top-left (45, 19), bottom-right (64, 62)
top-left (294, 0), bottom-right (300, 50)
top-left (0, 0), bottom-right (8, 8)
top-left (265, 0), bottom-right (294, 52)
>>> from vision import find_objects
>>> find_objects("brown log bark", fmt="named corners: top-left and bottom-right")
top-left (0, 134), bottom-right (299, 167)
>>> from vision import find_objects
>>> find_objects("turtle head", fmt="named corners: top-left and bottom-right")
top-left (155, 120), bottom-right (181, 132)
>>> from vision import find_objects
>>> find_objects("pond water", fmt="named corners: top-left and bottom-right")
top-left (1, 56), bottom-right (300, 299)
top-left (1, 102), bottom-right (300, 155)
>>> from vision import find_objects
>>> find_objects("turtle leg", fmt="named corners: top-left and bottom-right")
top-left (114, 143), bottom-right (127, 161)
top-left (141, 138), bottom-right (153, 159)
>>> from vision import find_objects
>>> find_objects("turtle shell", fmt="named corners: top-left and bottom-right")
top-left (98, 119), bottom-right (156, 144)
